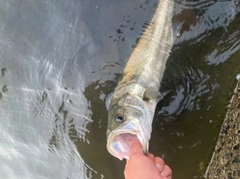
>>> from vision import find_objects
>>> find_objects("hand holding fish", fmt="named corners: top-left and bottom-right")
top-left (124, 140), bottom-right (172, 179)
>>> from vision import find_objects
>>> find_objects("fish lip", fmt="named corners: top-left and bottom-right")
top-left (106, 122), bottom-right (148, 160)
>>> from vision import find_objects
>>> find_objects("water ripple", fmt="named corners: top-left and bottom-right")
top-left (158, 66), bottom-right (218, 116)
top-left (0, 0), bottom-right (99, 178)
top-left (174, 0), bottom-right (239, 43)
top-left (176, 0), bottom-right (214, 10)
top-left (206, 30), bottom-right (240, 65)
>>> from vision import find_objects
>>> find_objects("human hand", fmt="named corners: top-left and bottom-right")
top-left (124, 140), bottom-right (172, 179)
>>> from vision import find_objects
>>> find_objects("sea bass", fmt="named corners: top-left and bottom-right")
top-left (106, 0), bottom-right (175, 160)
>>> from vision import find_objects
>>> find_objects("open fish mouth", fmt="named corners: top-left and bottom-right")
top-left (106, 122), bottom-right (148, 160)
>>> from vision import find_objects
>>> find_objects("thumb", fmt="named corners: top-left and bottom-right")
top-left (129, 140), bottom-right (143, 156)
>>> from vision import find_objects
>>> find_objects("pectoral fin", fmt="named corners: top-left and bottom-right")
top-left (105, 92), bottom-right (114, 110)
top-left (143, 86), bottom-right (163, 102)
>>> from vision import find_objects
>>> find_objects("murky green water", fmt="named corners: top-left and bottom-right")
top-left (0, 0), bottom-right (240, 179)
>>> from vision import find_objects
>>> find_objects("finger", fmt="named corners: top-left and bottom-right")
top-left (125, 158), bottom-right (129, 166)
top-left (147, 153), bottom-right (155, 162)
top-left (127, 138), bottom-right (138, 146)
top-left (161, 165), bottom-right (172, 178)
top-left (129, 140), bottom-right (143, 156)
top-left (155, 157), bottom-right (165, 172)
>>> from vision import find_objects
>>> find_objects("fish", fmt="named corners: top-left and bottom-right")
top-left (106, 0), bottom-right (175, 160)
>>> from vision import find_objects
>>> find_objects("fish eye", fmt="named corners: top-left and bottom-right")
top-left (115, 114), bottom-right (125, 122)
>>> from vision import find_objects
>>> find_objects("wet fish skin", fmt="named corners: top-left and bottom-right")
top-left (106, 0), bottom-right (175, 160)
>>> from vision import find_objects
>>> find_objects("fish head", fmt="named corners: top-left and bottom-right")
top-left (106, 93), bottom-right (151, 160)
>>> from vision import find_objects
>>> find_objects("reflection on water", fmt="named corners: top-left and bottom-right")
top-left (0, 0), bottom-right (240, 179)
top-left (0, 0), bottom-right (98, 178)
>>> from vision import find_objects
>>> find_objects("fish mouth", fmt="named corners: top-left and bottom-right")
top-left (106, 122), bottom-right (148, 160)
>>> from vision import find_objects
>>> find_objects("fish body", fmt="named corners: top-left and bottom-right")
top-left (106, 0), bottom-right (175, 160)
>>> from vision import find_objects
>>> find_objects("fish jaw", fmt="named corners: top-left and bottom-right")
top-left (106, 121), bottom-right (148, 160)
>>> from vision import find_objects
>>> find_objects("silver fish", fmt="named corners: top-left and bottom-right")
top-left (106, 0), bottom-right (175, 160)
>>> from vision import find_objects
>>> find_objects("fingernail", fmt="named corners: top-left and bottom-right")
top-left (156, 163), bottom-right (163, 171)
top-left (161, 170), bottom-right (166, 176)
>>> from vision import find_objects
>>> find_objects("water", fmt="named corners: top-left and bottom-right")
top-left (0, 0), bottom-right (240, 179)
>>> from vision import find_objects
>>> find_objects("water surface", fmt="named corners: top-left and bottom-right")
top-left (0, 0), bottom-right (240, 179)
